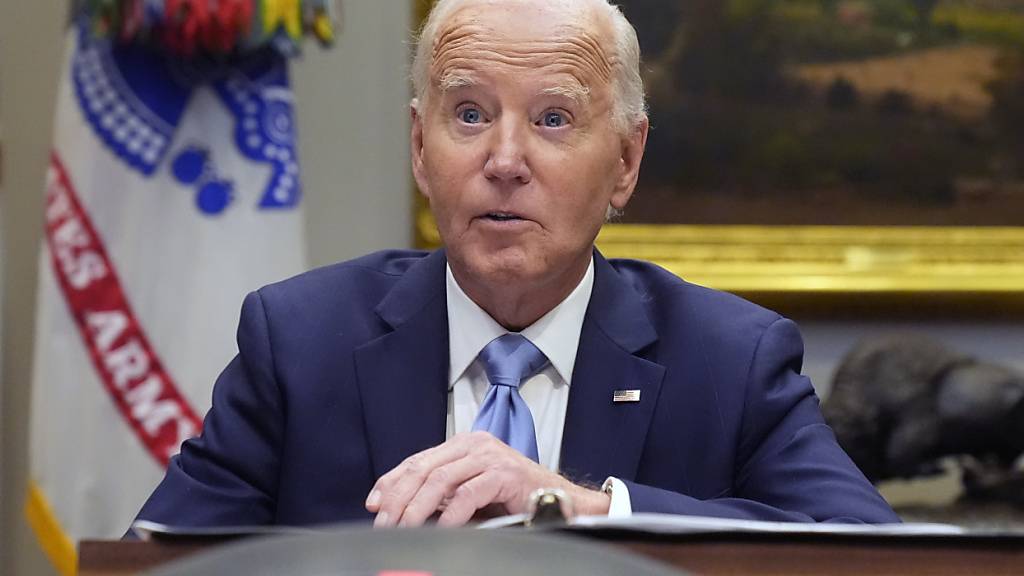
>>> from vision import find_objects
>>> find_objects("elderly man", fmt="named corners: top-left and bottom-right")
top-left (134, 0), bottom-right (898, 528)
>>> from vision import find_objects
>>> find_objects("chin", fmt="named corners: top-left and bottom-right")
top-left (457, 245), bottom-right (545, 286)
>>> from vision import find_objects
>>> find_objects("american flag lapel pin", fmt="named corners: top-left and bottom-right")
top-left (613, 389), bottom-right (641, 403)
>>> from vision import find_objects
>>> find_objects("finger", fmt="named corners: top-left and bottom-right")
top-left (437, 469), bottom-right (506, 527)
top-left (369, 434), bottom-right (479, 526)
top-left (367, 440), bottom-right (465, 514)
top-left (396, 452), bottom-right (490, 527)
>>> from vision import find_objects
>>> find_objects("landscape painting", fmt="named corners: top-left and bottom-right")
top-left (619, 0), bottom-right (1024, 226)
top-left (413, 0), bottom-right (1024, 297)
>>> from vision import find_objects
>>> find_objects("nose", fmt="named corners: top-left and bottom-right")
top-left (483, 117), bottom-right (532, 185)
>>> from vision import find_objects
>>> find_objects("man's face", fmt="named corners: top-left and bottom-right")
top-left (412, 0), bottom-right (647, 294)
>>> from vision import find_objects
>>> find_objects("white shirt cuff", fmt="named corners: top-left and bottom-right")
top-left (604, 476), bottom-right (632, 518)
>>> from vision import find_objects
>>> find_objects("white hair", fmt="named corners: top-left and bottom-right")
top-left (411, 0), bottom-right (647, 135)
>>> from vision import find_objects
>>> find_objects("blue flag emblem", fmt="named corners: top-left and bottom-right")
top-left (71, 21), bottom-right (302, 216)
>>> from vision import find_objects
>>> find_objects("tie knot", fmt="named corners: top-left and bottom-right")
top-left (478, 334), bottom-right (549, 390)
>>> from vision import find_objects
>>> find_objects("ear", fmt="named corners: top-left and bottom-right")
top-left (609, 116), bottom-right (649, 211)
top-left (410, 98), bottom-right (431, 199)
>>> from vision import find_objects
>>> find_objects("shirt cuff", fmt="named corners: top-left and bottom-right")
top-left (603, 476), bottom-right (632, 518)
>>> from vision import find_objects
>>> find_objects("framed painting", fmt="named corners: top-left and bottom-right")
top-left (412, 0), bottom-right (1024, 303)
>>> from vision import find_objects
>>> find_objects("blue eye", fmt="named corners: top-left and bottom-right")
top-left (459, 107), bottom-right (482, 124)
top-left (542, 111), bottom-right (566, 128)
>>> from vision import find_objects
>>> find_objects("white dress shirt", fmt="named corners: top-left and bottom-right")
top-left (444, 258), bottom-right (631, 517)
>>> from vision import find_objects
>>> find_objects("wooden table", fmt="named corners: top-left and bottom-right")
top-left (80, 531), bottom-right (1024, 576)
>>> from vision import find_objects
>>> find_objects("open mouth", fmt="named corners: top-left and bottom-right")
top-left (483, 212), bottom-right (525, 222)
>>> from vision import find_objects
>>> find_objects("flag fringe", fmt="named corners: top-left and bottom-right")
top-left (25, 482), bottom-right (78, 576)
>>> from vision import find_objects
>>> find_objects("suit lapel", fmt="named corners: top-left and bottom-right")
top-left (354, 250), bottom-right (450, 480)
top-left (352, 250), bottom-right (667, 484)
top-left (559, 252), bottom-right (666, 485)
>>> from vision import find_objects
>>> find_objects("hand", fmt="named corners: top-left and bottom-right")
top-left (364, 431), bottom-right (610, 527)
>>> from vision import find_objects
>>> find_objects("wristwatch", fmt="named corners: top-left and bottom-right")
top-left (600, 477), bottom-right (615, 498)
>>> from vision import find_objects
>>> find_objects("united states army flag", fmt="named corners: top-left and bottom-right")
top-left (26, 22), bottom-right (308, 574)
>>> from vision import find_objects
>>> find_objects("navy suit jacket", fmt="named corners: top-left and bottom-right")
top-left (135, 249), bottom-right (898, 526)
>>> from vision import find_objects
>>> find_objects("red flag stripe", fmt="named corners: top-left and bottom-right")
top-left (44, 152), bottom-right (203, 467)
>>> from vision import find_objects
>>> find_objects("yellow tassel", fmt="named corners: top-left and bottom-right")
top-left (263, 0), bottom-right (302, 40)
top-left (313, 12), bottom-right (334, 44)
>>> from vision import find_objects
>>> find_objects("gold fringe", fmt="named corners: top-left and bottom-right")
top-left (24, 482), bottom-right (77, 576)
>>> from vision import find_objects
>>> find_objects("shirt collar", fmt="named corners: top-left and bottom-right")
top-left (446, 257), bottom-right (595, 388)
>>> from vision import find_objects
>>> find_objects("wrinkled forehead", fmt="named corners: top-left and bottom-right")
top-left (429, 0), bottom-right (616, 97)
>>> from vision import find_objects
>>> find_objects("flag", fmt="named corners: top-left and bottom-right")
top-left (25, 19), bottom-right (308, 574)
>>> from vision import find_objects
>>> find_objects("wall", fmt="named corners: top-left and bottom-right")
top-left (292, 4), bottom-right (413, 267)
top-left (0, 119), bottom-right (4, 563)
top-left (0, 1), bottom-right (67, 573)
top-left (0, 3), bottom-right (412, 575)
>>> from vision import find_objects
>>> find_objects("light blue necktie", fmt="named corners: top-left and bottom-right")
top-left (471, 334), bottom-right (548, 462)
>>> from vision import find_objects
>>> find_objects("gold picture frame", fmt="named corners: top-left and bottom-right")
top-left (411, 0), bottom-right (1024, 307)
top-left (415, 206), bottom-right (1024, 295)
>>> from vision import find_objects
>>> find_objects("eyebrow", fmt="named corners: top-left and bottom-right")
top-left (437, 70), bottom-right (592, 106)
top-left (438, 70), bottom-right (477, 92)
top-left (539, 83), bottom-right (591, 106)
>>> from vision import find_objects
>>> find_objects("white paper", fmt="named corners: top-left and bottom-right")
top-left (130, 520), bottom-right (317, 541)
top-left (568, 513), bottom-right (966, 537)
